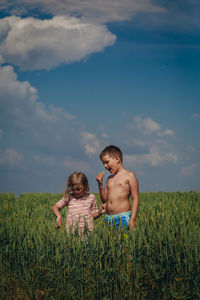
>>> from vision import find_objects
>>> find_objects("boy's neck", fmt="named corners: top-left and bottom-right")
top-left (116, 162), bottom-right (124, 173)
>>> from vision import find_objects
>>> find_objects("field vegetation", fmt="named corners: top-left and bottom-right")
top-left (0, 191), bottom-right (199, 299)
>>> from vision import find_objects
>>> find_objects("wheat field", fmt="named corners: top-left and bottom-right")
top-left (0, 191), bottom-right (199, 299)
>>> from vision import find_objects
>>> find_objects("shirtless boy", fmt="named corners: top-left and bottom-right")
top-left (96, 145), bottom-right (139, 231)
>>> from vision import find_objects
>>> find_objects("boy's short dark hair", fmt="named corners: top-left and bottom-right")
top-left (100, 145), bottom-right (123, 162)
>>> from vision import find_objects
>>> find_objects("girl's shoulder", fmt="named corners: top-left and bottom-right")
top-left (55, 195), bottom-right (69, 209)
top-left (87, 193), bottom-right (97, 201)
top-left (63, 195), bottom-right (70, 202)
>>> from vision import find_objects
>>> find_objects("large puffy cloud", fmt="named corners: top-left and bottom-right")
top-left (2, 0), bottom-right (199, 34)
top-left (0, 65), bottom-right (93, 165)
top-left (0, 65), bottom-right (37, 120)
top-left (0, 64), bottom-right (76, 138)
top-left (0, 64), bottom-right (109, 175)
top-left (0, 64), bottom-right (70, 123)
top-left (2, 0), bottom-right (199, 33)
top-left (0, 15), bottom-right (116, 70)
top-left (1, 0), bottom-right (166, 23)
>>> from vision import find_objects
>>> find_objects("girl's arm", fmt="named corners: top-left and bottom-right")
top-left (92, 203), bottom-right (106, 219)
top-left (52, 197), bottom-right (68, 229)
top-left (52, 204), bottom-right (62, 228)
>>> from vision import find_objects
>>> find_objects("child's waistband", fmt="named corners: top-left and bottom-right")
top-left (105, 211), bottom-right (131, 219)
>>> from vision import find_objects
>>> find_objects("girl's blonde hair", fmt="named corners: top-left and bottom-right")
top-left (65, 172), bottom-right (89, 196)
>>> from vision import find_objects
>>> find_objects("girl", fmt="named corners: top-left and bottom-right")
top-left (52, 172), bottom-right (104, 235)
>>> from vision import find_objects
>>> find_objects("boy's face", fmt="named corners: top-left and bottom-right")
top-left (101, 154), bottom-right (120, 175)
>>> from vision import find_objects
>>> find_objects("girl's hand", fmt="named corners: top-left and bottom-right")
top-left (56, 215), bottom-right (62, 229)
top-left (93, 203), bottom-right (106, 219)
top-left (100, 203), bottom-right (106, 214)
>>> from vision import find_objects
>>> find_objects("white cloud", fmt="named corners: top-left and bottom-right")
top-left (1, 0), bottom-right (166, 23)
top-left (114, 116), bottom-right (178, 169)
top-left (0, 65), bottom-right (75, 129)
top-left (124, 146), bottom-right (178, 167)
top-left (0, 64), bottom-right (84, 156)
top-left (0, 64), bottom-right (72, 123)
top-left (180, 164), bottom-right (196, 176)
top-left (162, 129), bottom-right (174, 136)
top-left (192, 113), bottom-right (200, 120)
top-left (81, 132), bottom-right (101, 154)
top-left (0, 18), bottom-right (10, 45)
top-left (0, 15), bottom-right (116, 70)
top-left (187, 145), bottom-right (196, 152)
top-left (0, 64), bottom-right (103, 176)
top-left (101, 133), bottom-right (108, 138)
top-left (0, 65), bottom-right (40, 130)
top-left (35, 103), bottom-right (75, 122)
top-left (143, 117), bottom-right (161, 133)
top-left (131, 138), bottom-right (150, 147)
top-left (0, 65), bottom-right (37, 103)
top-left (0, 148), bottom-right (24, 168)
top-left (132, 116), bottom-right (174, 137)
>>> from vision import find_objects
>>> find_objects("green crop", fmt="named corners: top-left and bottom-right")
top-left (0, 191), bottom-right (199, 299)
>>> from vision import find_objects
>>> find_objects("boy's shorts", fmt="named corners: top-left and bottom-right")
top-left (104, 211), bottom-right (131, 230)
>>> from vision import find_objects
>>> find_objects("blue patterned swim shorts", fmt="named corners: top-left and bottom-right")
top-left (104, 211), bottom-right (131, 230)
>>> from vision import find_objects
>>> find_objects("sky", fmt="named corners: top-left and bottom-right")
top-left (0, 0), bottom-right (200, 195)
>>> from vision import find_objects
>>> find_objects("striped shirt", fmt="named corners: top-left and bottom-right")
top-left (55, 193), bottom-right (99, 235)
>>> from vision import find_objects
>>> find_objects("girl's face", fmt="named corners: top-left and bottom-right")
top-left (71, 184), bottom-right (85, 198)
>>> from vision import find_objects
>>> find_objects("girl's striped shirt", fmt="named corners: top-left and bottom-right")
top-left (55, 193), bottom-right (99, 234)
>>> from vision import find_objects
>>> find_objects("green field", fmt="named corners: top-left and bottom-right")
top-left (0, 192), bottom-right (199, 299)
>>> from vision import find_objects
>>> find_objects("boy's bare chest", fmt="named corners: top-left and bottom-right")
top-left (107, 176), bottom-right (128, 190)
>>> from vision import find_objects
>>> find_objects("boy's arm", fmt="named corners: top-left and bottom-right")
top-left (96, 172), bottom-right (107, 203)
top-left (129, 172), bottom-right (139, 231)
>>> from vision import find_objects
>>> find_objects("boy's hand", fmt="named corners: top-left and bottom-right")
top-left (96, 171), bottom-right (105, 184)
top-left (56, 215), bottom-right (62, 229)
top-left (128, 218), bottom-right (136, 232)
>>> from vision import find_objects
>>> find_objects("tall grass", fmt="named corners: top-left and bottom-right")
top-left (0, 191), bottom-right (199, 299)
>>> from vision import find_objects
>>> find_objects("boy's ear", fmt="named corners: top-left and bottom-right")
top-left (115, 155), bottom-right (121, 162)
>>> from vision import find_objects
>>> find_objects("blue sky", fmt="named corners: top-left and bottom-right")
top-left (0, 0), bottom-right (199, 195)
